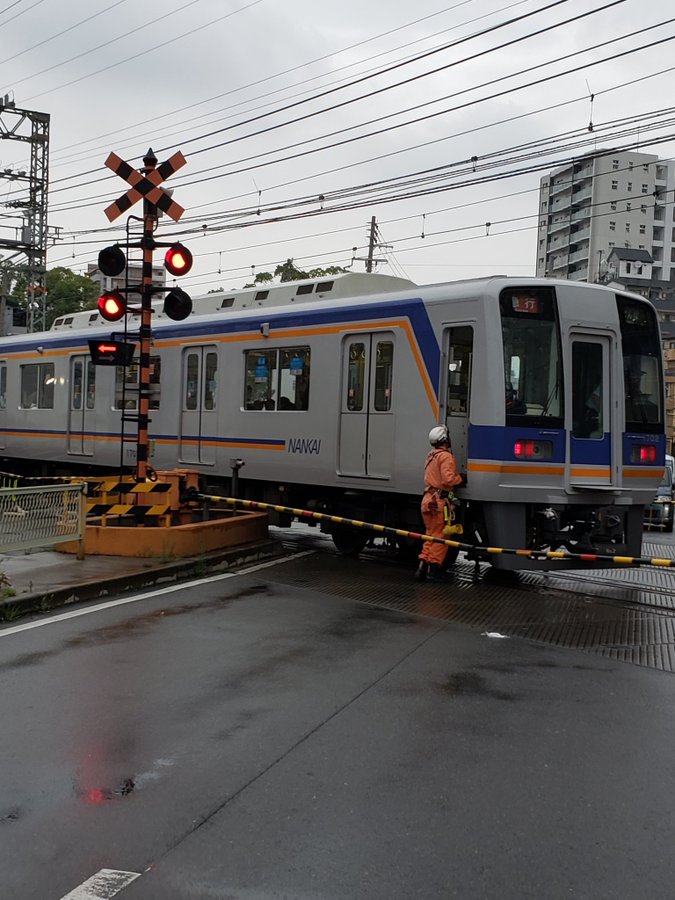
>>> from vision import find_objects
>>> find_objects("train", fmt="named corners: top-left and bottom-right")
top-left (0, 271), bottom-right (666, 570)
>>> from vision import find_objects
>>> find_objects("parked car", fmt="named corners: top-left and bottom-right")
top-left (644, 454), bottom-right (675, 533)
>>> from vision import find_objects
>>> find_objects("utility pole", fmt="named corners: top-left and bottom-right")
top-left (366, 215), bottom-right (377, 273)
top-left (0, 97), bottom-right (50, 332)
top-left (354, 216), bottom-right (390, 273)
top-left (0, 268), bottom-right (10, 337)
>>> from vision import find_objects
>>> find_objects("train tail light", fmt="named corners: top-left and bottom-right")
top-left (513, 440), bottom-right (553, 460)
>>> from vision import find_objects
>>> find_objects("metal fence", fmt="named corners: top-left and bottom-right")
top-left (0, 483), bottom-right (86, 556)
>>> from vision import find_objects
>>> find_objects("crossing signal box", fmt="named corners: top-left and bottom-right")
top-left (164, 243), bottom-right (193, 276)
top-left (98, 244), bottom-right (127, 277)
top-left (97, 290), bottom-right (127, 321)
top-left (164, 287), bottom-right (192, 321)
top-left (88, 339), bottom-right (135, 366)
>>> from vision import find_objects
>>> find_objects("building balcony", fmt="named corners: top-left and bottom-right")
top-left (568, 247), bottom-right (590, 264)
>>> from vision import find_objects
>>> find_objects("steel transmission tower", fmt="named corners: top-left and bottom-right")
top-left (0, 96), bottom-right (50, 332)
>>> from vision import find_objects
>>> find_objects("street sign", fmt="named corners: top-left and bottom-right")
top-left (103, 150), bottom-right (186, 222)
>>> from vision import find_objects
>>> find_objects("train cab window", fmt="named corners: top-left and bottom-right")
top-left (244, 346), bottom-right (310, 411)
top-left (500, 287), bottom-right (563, 426)
top-left (373, 341), bottom-right (394, 411)
top-left (616, 295), bottom-right (663, 433)
top-left (20, 363), bottom-right (55, 409)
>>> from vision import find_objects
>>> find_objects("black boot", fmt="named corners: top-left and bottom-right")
top-left (427, 564), bottom-right (444, 582)
top-left (414, 560), bottom-right (428, 582)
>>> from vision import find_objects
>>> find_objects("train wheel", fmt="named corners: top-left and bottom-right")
top-left (331, 527), bottom-right (368, 556)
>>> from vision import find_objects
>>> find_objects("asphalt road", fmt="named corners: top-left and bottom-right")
top-left (2, 550), bottom-right (675, 899)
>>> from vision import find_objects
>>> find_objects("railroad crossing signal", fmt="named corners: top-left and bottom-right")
top-left (88, 339), bottom-right (135, 366)
top-left (103, 150), bottom-right (186, 222)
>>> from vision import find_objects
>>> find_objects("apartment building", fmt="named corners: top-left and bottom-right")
top-left (536, 150), bottom-right (675, 284)
top-left (537, 150), bottom-right (675, 453)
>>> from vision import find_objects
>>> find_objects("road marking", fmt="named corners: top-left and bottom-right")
top-left (59, 868), bottom-right (140, 899)
top-left (0, 550), bottom-right (315, 639)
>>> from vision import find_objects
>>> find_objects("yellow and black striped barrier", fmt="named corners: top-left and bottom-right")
top-left (198, 493), bottom-right (675, 570)
top-left (85, 478), bottom-right (172, 525)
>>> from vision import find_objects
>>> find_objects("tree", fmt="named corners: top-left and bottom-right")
top-left (44, 267), bottom-right (98, 327)
top-left (242, 259), bottom-right (346, 288)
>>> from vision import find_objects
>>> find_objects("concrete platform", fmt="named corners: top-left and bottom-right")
top-left (0, 537), bottom-right (284, 618)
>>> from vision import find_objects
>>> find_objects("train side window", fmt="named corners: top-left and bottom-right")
top-left (373, 341), bottom-right (393, 411)
top-left (346, 342), bottom-right (366, 411)
top-left (72, 360), bottom-right (83, 411)
top-left (20, 363), bottom-right (54, 409)
top-left (204, 352), bottom-right (218, 410)
top-left (279, 348), bottom-right (310, 410)
top-left (114, 356), bottom-right (161, 410)
top-left (0, 365), bottom-right (6, 409)
top-left (244, 347), bottom-right (310, 411)
top-left (86, 362), bottom-right (96, 409)
top-left (447, 328), bottom-right (473, 416)
top-left (186, 353), bottom-right (199, 410)
top-left (245, 349), bottom-right (277, 410)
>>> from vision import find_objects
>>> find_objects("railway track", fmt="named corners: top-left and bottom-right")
top-left (268, 525), bottom-right (675, 672)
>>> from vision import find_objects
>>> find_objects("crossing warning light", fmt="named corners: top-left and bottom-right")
top-left (88, 339), bottom-right (135, 366)
top-left (97, 290), bottom-right (126, 322)
top-left (164, 243), bottom-right (193, 276)
top-left (164, 287), bottom-right (192, 321)
top-left (98, 244), bottom-right (126, 277)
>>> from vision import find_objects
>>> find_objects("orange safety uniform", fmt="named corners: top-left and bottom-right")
top-left (419, 446), bottom-right (463, 566)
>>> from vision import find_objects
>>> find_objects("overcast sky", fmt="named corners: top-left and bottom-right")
top-left (1, 0), bottom-right (674, 294)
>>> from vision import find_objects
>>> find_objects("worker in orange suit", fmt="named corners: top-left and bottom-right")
top-left (415, 425), bottom-right (465, 583)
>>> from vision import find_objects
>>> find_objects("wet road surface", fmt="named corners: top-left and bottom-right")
top-left (2, 550), bottom-right (675, 899)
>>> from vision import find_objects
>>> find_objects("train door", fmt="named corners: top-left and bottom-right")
top-left (339, 332), bottom-right (395, 478)
top-left (569, 333), bottom-right (614, 486)
top-left (68, 355), bottom-right (96, 456)
top-left (440, 326), bottom-right (473, 469)
top-left (179, 345), bottom-right (218, 466)
top-left (0, 362), bottom-right (6, 450)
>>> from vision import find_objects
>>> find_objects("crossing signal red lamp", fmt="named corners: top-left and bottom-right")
top-left (97, 290), bottom-right (126, 322)
top-left (164, 243), bottom-right (193, 277)
top-left (164, 287), bottom-right (193, 321)
top-left (98, 245), bottom-right (127, 277)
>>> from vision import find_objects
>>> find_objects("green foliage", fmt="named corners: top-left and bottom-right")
top-left (0, 260), bottom-right (98, 329)
top-left (45, 267), bottom-right (98, 327)
top-left (242, 260), bottom-right (346, 289)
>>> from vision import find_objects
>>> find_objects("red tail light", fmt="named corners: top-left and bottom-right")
top-left (639, 445), bottom-right (657, 463)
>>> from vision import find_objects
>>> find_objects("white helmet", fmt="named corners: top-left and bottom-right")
top-left (429, 425), bottom-right (450, 447)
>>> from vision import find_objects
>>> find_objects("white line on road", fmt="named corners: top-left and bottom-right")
top-left (0, 550), bottom-right (315, 639)
top-left (59, 868), bottom-right (140, 899)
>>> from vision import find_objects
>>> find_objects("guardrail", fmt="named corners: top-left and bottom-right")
top-left (0, 483), bottom-right (87, 558)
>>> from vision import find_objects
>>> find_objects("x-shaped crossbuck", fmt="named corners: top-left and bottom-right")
top-left (104, 150), bottom-right (186, 223)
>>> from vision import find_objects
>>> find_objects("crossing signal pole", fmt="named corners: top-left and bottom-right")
top-left (98, 146), bottom-right (192, 482)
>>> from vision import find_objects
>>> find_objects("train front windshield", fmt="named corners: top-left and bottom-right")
top-left (500, 287), bottom-right (563, 427)
top-left (616, 295), bottom-right (663, 434)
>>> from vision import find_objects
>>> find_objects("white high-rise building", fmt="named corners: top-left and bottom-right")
top-left (535, 150), bottom-right (675, 285)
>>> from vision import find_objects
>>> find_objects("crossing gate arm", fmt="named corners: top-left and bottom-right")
top-left (198, 493), bottom-right (675, 570)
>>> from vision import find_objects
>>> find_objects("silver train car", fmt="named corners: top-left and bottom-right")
top-left (0, 272), bottom-right (666, 570)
